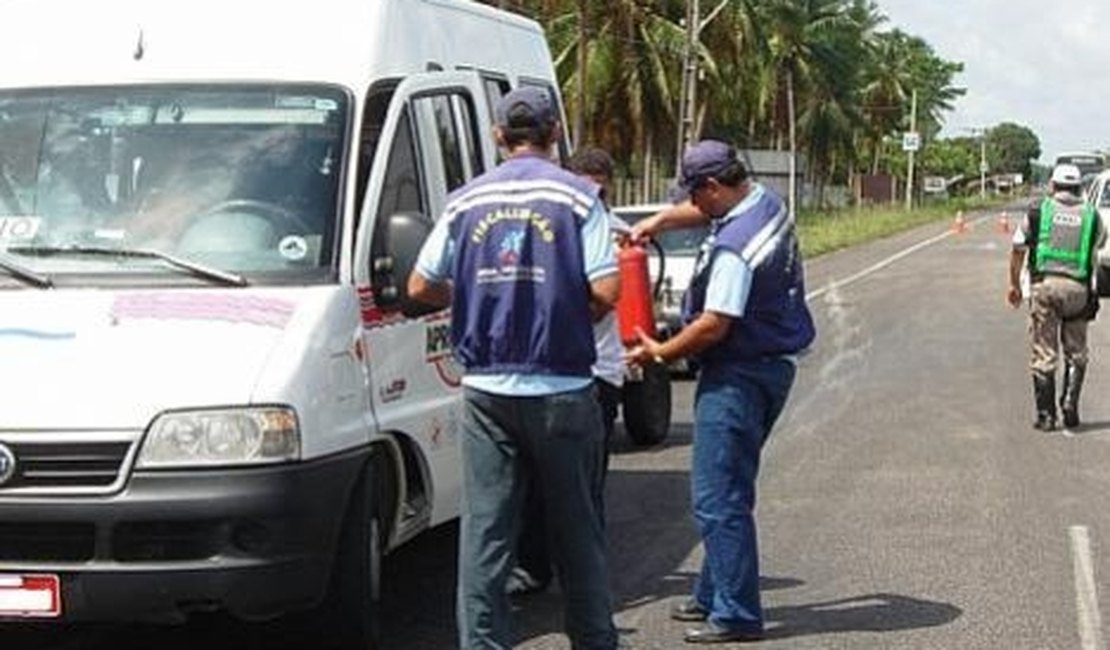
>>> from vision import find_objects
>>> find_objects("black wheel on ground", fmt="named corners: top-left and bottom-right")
top-left (622, 360), bottom-right (672, 446)
top-left (322, 458), bottom-right (385, 649)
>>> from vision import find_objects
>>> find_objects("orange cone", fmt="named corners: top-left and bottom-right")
top-left (951, 211), bottom-right (968, 234)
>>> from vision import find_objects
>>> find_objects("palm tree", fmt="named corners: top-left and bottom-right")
top-left (759, 0), bottom-right (857, 215)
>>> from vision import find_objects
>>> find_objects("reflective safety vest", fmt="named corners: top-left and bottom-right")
top-left (1034, 197), bottom-right (1097, 281)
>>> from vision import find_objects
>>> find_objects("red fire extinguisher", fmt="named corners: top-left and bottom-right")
top-left (615, 242), bottom-right (657, 345)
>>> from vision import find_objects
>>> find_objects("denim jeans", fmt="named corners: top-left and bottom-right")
top-left (458, 385), bottom-right (617, 650)
top-left (690, 358), bottom-right (796, 633)
top-left (515, 379), bottom-right (620, 585)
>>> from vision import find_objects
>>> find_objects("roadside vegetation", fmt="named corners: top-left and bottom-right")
top-left (798, 198), bottom-right (1008, 259)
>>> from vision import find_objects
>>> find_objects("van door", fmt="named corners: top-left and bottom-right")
top-left (353, 72), bottom-right (492, 533)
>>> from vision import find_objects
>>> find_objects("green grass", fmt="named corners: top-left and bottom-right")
top-left (797, 198), bottom-right (1009, 259)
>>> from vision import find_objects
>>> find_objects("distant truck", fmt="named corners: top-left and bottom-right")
top-left (0, 0), bottom-right (565, 646)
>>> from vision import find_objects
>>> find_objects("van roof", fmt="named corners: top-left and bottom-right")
top-left (0, 0), bottom-right (553, 94)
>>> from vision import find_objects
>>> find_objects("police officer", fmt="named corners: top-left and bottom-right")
top-left (627, 140), bottom-right (815, 643)
top-left (408, 87), bottom-right (619, 649)
top-left (1008, 163), bottom-right (1106, 431)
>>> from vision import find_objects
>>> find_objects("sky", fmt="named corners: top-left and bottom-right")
top-left (875, 0), bottom-right (1106, 164)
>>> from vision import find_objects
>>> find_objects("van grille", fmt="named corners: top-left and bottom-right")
top-left (0, 433), bottom-right (139, 495)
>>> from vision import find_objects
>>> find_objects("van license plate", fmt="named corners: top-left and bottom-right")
top-left (0, 574), bottom-right (61, 618)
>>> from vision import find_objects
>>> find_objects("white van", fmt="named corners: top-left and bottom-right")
top-left (0, 0), bottom-right (563, 644)
top-left (1083, 169), bottom-right (1110, 294)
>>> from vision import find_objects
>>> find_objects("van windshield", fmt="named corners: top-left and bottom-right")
top-left (0, 84), bottom-right (348, 285)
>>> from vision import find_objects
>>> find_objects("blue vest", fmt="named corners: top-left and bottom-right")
top-left (447, 154), bottom-right (597, 377)
top-left (682, 186), bottom-right (816, 363)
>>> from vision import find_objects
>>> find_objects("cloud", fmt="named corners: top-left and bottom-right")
top-left (876, 0), bottom-right (1108, 162)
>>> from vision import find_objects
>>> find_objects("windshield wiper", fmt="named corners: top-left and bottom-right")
top-left (0, 252), bottom-right (53, 288)
top-left (6, 245), bottom-right (249, 287)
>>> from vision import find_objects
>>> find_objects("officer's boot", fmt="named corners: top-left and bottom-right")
top-left (1033, 371), bottom-right (1057, 431)
top-left (1060, 363), bottom-right (1086, 430)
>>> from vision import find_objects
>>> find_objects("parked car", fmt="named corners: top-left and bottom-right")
top-left (1082, 169), bottom-right (1110, 295)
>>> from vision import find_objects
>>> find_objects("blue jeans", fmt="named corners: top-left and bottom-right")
top-left (690, 358), bottom-right (796, 633)
top-left (458, 385), bottom-right (616, 650)
top-left (514, 379), bottom-right (621, 586)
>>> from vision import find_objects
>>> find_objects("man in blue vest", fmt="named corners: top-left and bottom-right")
top-left (1008, 163), bottom-right (1105, 431)
top-left (627, 139), bottom-right (815, 644)
top-left (408, 86), bottom-right (619, 650)
top-left (508, 146), bottom-right (630, 599)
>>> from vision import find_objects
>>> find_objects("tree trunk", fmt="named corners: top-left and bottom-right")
top-left (786, 68), bottom-right (797, 217)
top-left (573, 0), bottom-right (588, 148)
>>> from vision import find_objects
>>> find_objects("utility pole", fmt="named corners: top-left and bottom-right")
top-left (904, 89), bottom-right (918, 211)
top-left (964, 127), bottom-right (988, 199)
top-left (979, 135), bottom-right (987, 200)
top-left (675, 0), bottom-right (700, 174)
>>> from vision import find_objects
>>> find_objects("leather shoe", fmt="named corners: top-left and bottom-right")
top-left (670, 598), bottom-right (709, 622)
top-left (684, 621), bottom-right (764, 644)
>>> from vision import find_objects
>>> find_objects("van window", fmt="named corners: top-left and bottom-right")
top-left (455, 95), bottom-right (484, 179)
top-left (481, 75), bottom-right (510, 126)
top-left (420, 94), bottom-right (467, 192)
top-left (355, 84), bottom-right (397, 227)
top-left (411, 89), bottom-right (485, 213)
top-left (0, 84), bottom-right (348, 283)
top-left (376, 107), bottom-right (425, 220)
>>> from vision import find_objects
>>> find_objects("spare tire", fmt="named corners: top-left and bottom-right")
top-left (621, 360), bottom-right (672, 446)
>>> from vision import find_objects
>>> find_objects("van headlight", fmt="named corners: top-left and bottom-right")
top-left (138, 407), bottom-right (301, 468)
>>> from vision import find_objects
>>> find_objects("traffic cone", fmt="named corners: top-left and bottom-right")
top-left (951, 210), bottom-right (968, 234)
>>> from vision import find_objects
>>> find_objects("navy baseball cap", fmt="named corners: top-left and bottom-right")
top-left (672, 139), bottom-right (743, 201)
top-left (495, 86), bottom-right (557, 129)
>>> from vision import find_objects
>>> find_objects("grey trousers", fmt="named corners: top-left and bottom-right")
top-left (456, 385), bottom-right (617, 650)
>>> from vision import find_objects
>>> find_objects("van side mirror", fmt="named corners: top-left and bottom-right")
top-left (371, 211), bottom-right (440, 318)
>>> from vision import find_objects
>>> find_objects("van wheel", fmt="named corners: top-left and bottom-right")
top-left (324, 463), bottom-right (384, 648)
top-left (622, 360), bottom-right (672, 446)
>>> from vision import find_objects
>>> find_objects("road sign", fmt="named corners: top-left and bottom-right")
top-left (902, 131), bottom-right (921, 152)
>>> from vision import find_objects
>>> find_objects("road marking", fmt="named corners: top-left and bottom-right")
top-left (806, 215), bottom-right (989, 302)
top-left (1071, 525), bottom-right (1104, 650)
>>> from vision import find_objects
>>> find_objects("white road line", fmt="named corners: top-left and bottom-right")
top-left (1071, 525), bottom-right (1104, 650)
top-left (806, 214), bottom-right (990, 302)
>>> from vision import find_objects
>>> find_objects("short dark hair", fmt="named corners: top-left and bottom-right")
top-left (567, 147), bottom-right (614, 180)
top-left (712, 160), bottom-right (749, 187)
top-left (499, 115), bottom-right (557, 149)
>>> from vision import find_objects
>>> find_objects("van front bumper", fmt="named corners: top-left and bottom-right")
top-left (0, 449), bottom-right (367, 624)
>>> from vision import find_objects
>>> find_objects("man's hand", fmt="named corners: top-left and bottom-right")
top-left (629, 213), bottom-right (664, 244)
top-left (1007, 285), bottom-right (1023, 308)
top-left (629, 201), bottom-right (708, 243)
top-left (623, 327), bottom-right (664, 367)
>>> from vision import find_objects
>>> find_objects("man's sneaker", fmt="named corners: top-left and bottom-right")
top-left (506, 567), bottom-right (549, 596)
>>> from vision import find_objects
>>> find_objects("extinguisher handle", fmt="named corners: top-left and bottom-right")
top-left (646, 238), bottom-right (666, 301)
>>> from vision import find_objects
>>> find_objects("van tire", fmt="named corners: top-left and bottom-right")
top-left (324, 457), bottom-right (385, 649)
top-left (622, 360), bottom-right (671, 446)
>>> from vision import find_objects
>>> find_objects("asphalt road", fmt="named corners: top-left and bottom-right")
top-left (9, 204), bottom-right (1110, 649)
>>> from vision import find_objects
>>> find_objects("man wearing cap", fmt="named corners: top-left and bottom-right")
top-left (627, 139), bottom-right (815, 643)
top-left (1008, 163), bottom-right (1105, 431)
top-left (408, 87), bottom-right (619, 649)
